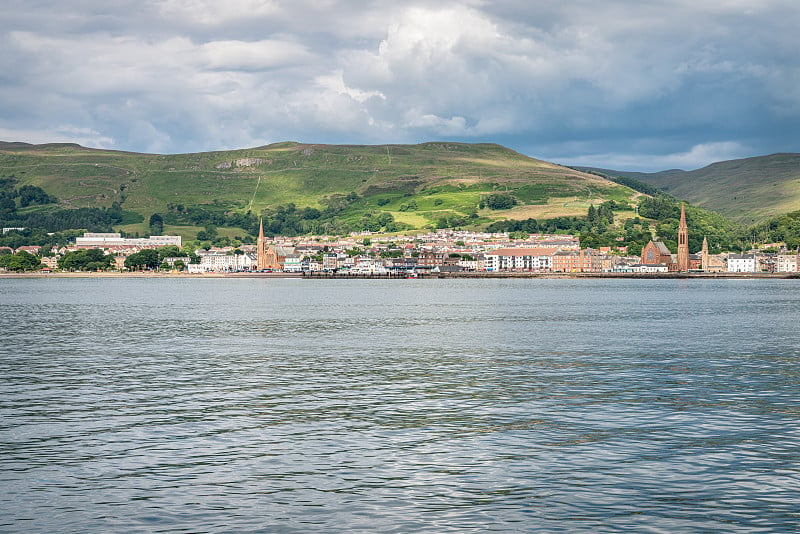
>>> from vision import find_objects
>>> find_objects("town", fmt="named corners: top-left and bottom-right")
top-left (2, 205), bottom-right (798, 275)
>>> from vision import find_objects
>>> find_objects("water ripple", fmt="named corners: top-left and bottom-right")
top-left (1, 278), bottom-right (799, 532)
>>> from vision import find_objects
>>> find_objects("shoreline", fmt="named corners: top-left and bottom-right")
top-left (2, 271), bottom-right (798, 280)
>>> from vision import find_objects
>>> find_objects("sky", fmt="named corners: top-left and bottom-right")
top-left (1, 0), bottom-right (798, 172)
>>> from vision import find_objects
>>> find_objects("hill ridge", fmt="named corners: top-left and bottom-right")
top-left (0, 140), bottom-right (637, 237)
top-left (578, 152), bottom-right (800, 223)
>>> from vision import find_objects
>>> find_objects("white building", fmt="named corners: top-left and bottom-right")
top-left (351, 257), bottom-right (388, 274)
top-left (632, 264), bottom-right (669, 273)
top-left (484, 248), bottom-right (559, 272)
top-left (727, 254), bottom-right (758, 273)
top-left (195, 250), bottom-right (254, 272)
top-left (75, 232), bottom-right (181, 248)
top-left (458, 258), bottom-right (479, 271)
top-left (283, 254), bottom-right (303, 272)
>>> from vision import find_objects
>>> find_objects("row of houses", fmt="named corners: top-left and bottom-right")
top-left (4, 230), bottom-right (800, 274)
top-left (189, 246), bottom-right (800, 274)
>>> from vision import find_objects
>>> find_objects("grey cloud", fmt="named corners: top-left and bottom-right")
top-left (0, 0), bottom-right (797, 170)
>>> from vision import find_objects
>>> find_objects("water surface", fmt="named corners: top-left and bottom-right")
top-left (1, 278), bottom-right (799, 532)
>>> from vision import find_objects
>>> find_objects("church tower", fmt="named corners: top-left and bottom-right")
top-left (257, 217), bottom-right (268, 270)
top-left (677, 203), bottom-right (689, 272)
top-left (701, 236), bottom-right (709, 271)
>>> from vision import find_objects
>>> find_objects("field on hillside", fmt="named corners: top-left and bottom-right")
top-left (0, 142), bottom-right (637, 236)
top-left (584, 154), bottom-right (800, 224)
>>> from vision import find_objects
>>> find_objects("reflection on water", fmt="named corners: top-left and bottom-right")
top-left (1, 278), bottom-right (799, 532)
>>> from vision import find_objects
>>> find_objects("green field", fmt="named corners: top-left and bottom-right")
top-left (0, 141), bottom-right (638, 235)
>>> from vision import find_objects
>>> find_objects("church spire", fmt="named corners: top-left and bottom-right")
top-left (677, 203), bottom-right (689, 272)
top-left (257, 217), bottom-right (268, 270)
top-left (701, 235), bottom-right (709, 271)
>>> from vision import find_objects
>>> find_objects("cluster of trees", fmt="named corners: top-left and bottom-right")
top-left (57, 248), bottom-right (114, 271)
top-left (436, 213), bottom-right (475, 229)
top-left (487, 198), bottom-right (744, 255)
top-left (749, 211), bottom-right (800, 249)
top-left (1, 176), bottom-right (126, 233)
top-left (480, 193), bottom-right (517, 210)
top-left (254, 193), bottom-right (409, 237)
top-left (356, 211), bottom-right (401, 233)
top-left (587, 202), bottom-right (615, 226)
top-left (14, 205), bottom-right (125, 233)
top-left (124, 245), bottom-right (196, 270)
top-left (0, 250), bottom-right (41, 271)
top-left (163, 203), bottom-right (260, 236)
top-left (1, 177), bottom-right (58, 220)
top-left (53, 245), bottom-right (199, 272)
top-left (0, 228), bottom-right (84, 250)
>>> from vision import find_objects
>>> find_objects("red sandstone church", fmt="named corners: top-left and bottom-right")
top-left (640, 204), bottom-right (705, 271)
top-left (256, 218), bottom-right (288, 270)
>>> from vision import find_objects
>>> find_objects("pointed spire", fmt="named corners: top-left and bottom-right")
top-left (677, 202), bottom-right (689, 271)
top-left (257, 217), bottom-right (267, 270)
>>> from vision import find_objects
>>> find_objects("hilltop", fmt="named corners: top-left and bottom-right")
top-left (0, 141), bottom-right (636, 237)
top-left (578, 153), bottom-right (800, 224)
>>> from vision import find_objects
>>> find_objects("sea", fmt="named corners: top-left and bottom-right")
top-left (1, 277), bottom-right (798, 533)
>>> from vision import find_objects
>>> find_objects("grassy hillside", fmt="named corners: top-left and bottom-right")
top-left (0, 141), bottom-right (637, 236)
top-left (578, 153), bottom-right (800, 224)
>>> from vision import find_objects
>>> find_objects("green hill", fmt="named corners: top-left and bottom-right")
top-left (0, 141), bottom-right (637, 238)
top-left (578, 153), bottom-right (800, 224)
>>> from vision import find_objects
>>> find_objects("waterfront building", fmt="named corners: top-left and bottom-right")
top-left (75, 232), bottom-right (181, 248)
top-left (633, 264), bottom-right (670, 273)
top-left (196, 250), bottom-right (255, 272)
top-left (351, 256), bottom-right (388, 274)
top-left (640, 240), bottom-right (673, 269)
top-left (162, 256), bottom-right (190, 269)
top-left (485, 248), bottom-right (559, 272)
top-left (703, 254), bottom-right (728, 272)
top-left (322, 253), bottom-right (338, 271)
top-left (282, 254), bottom-right (303, 272)
top-left (776, 252), bottom-right (799, 272)
top-left (551, 249), bottom-right (592, 273)
top-left (611, 263), bottom-right (637, 273)
top-left (418, 251), bottom-right (446, 268)
top-left (259, 242), bottom-right (290, 271)
top-left (458, 257), bottom-right (479, 271)
top-left (40, 256), bottom-right (59, 269)
top-left (728, 253), bottom-right (758, 273)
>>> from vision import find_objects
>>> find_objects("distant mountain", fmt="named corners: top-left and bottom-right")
top-left (0, 141), bottom-right (637, 236)
top-left (578, 153), bottom-right (800, 223)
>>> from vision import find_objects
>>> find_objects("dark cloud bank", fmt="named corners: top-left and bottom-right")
top-left (1, 0), bottom-right (798, 171)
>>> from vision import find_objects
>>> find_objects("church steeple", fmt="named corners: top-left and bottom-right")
top-left (701, 236), bottom-right (709, 271)
top-left (677, 203), bottom-right (689, 272)
top-left (257, 217), bottom-right (268, 270)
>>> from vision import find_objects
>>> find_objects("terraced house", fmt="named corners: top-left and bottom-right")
top-left (485, 248), bottom-right (559, 272)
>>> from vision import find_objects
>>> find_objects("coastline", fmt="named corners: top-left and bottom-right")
top-left (2, 271), bottom-right (798, 280)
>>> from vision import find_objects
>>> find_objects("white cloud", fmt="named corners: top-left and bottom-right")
top-left (315, 71), bottom-right (385, 103)
top-left (200, 40), bottom-right (312, 71)
top-left (0, 1), bottom-right (797, 168)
